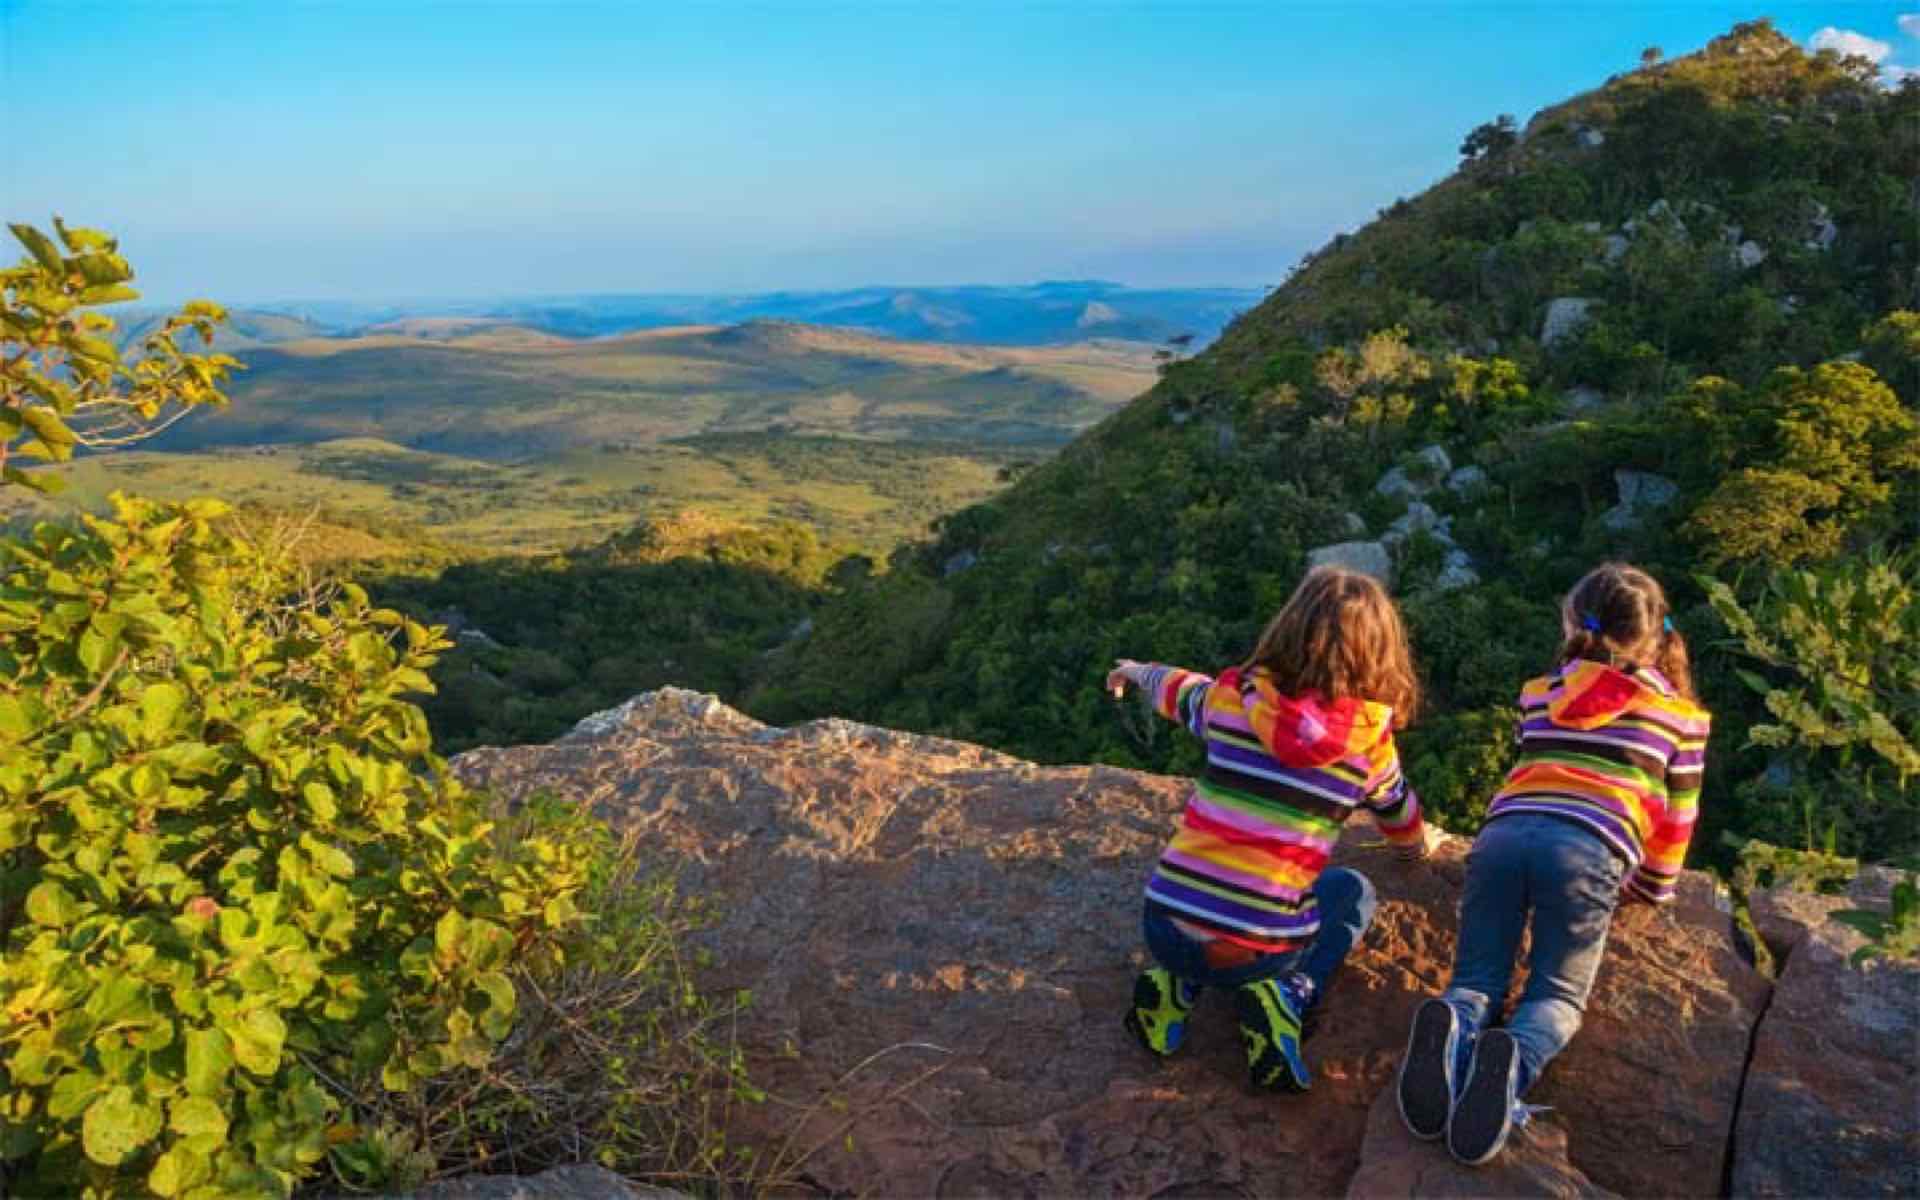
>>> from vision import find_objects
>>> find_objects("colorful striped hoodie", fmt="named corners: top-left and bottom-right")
top-left (1485, 660), bottom-right (1711, 903)
top-left (1136, 662), bottom-right (1426, 953)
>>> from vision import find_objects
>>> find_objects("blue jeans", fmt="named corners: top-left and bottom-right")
top-left (1143, 866), bottom-right (1378, 996)
top-left (1442, 813), bottom-right (1627, 1093)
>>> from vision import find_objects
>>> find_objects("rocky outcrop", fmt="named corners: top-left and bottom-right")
top-left (397, 1165), bottom-right (681, 1199)
top-left (455, 691), bottom-right (1777, 1198)
top-left (1541, 298), bottom-right (1596, 348)
top-left (1601, 468), bottom-right (1679, 530)
top-left (1376, 445), bottom-right (1452, 501)
top-left (1308, 540), bottom-right (1393, 584)
top-left (1733, 883), bottom-right (1920, 1198)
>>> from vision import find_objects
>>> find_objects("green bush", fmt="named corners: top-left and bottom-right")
top-left (0, 496), bottom-right (602, 1197)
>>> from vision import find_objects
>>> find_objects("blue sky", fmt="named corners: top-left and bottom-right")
top-left (2, 2), bottom-right (1914, 302)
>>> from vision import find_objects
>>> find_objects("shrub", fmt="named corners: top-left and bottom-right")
top-left (0, 496), bottom-right (601, 1197)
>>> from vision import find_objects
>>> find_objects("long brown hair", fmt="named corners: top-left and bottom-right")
top-left (1243, 566), bottom-right (1421, 728)
top-left (1557, 562), bottom-right (1698, 702)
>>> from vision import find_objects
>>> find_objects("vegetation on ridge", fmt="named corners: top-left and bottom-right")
top-left (754, 21), bottom-right (1920, 866)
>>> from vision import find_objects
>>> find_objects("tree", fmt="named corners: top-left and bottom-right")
top-left (1686, 362), bottom-right (1920, 566)
top-left (1640, 46), bottom-right (1664, 69)
top-left (1, 220), bottom-right (237, 493)
top-left (1460, 114), bottom-right (1519, 162)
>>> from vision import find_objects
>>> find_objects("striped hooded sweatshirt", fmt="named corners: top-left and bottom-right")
top-left (1137, 662), bottom-right (1425, 953)
top-left (1486, 660), bottom-right (1711, 903)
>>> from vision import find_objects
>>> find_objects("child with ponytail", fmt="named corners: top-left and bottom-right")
top-left (1396, 562), bottom-right (1711, 1164)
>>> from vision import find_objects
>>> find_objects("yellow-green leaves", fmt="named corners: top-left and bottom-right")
top-left (0, 496), bottom-right (606, 1195)
top-left (1, 219), bottom-right (239, 490)
top-left (82, 1085), bottom-right (163, 1166)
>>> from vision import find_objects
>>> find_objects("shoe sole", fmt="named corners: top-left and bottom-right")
top-left (1235, 982), bottom-right (1310, 1093)
top-left (1449, 1027), bottom-right (1519, 1165)
top-left (1396, 999), bottom-right (1455, 1141)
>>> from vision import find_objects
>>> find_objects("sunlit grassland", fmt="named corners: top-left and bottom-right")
top-left (8, 434), bottom-right (1031, 556)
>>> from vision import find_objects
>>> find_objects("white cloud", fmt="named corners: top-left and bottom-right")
top-left (1809, 26), bottom-right (1893, 62)
top-left (1899, 14), bottom-right (1920, 39)
top-left (1883, 63), bottom-right (1920, 87)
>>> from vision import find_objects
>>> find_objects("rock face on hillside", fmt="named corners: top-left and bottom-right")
top-left (452, 691), bottom-right (1895, 1198)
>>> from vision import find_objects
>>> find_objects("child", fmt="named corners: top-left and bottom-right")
top-left (1396, 562), bottom-right (1710, 1164)
top-left (1108, 565), bottom-right (1429, 1092)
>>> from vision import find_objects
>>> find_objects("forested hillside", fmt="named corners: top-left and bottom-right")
top-left (755, 22), bottom-right (1920, 865)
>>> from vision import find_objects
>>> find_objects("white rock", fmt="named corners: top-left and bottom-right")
top-left (1736, 240), bottom-right (1767, 269)
top-left (1435, 549), bottom-right (1481, 591)
top-left (1383, 503), bottom-right (1455, 548)
top-left (1412, 444), bottom-right (1452, 477)
top-left (1603, 234), bottom-right (1631, 264)
top-left (943, 550), bottom-right (979, 577)
top-left (1541, 297), bottom-right (1597, 348)
top-left (1601, 469), bottom-right (1680, 530)
top-left (1341, 511), bottom-right (1368, 537)
top-left (1576, 126), bottom-right (1605, 148)
top-left (1306, 540), bottom-right (1392, 584)
top-left (1563, 386), bottom-right (1605, 413)
top-left (1804, 202), bottom-right (1838, 252)
top-left (1446, 465), bottom-right (1489, 493)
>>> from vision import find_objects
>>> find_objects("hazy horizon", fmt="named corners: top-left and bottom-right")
top-left (5, 2), bottom-right (1915, 304)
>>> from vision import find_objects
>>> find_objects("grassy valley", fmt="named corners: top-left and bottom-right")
top-left (11, 323), bottom-right (1154, 555)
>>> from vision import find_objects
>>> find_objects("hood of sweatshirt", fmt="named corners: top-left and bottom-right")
top-left (1227, 667), bottom-right (1396, 768)
top-left (1547, 660), bottom-right (1672, 730)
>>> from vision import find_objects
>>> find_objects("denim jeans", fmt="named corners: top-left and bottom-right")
top-left (1442, 812), bottom-right (1627, 1093)
top-left (1143, 866), bottom-right (1378, 996)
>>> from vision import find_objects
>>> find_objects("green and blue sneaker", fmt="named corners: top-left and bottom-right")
top-left (1124, 968), bottom-right (1196, 1057)
top-left (1236, 975), bottom-right (1311, 1093)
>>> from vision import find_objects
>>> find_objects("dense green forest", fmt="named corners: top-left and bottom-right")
top-left (746, 22), bottom-right (1920, 864)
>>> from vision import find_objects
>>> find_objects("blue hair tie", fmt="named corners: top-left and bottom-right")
top-left (1663, 615), bottom-right (1674, 633)
top-left (1579, 613), bottom-right (1603, 633)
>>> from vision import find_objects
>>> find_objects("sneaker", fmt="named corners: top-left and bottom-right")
top-left (1448, 1027), bottom-right (1521, 1165)
top-left (1124, 968), bottom-right (1196, 1057)
top-left (1396, 998), bottom-right (1459, 1141)
top-left (1235, 976), bottom-right (1310, 1093)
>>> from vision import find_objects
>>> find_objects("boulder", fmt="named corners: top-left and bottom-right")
top-left (1341, 511), bottom-right (1369, 537)
top-left (1562, 386), bottom-right (1605, 413)
top-left (1434, 549), bottom-right (1480, 592)
top-left (1735, 240), bottom-right (1767, 269)
top-left (396, 1165), bottom-right (683, 1199)
top-left (1376, 446), bottom-right (1452, 501)
top-left (1602, 234), bottom-right (1630, 264)
top-left (1345, 1088), bottom-right (1619, 1198)
top-left (1601, 469), bottom-right (1679, 531)
top-left (1574, 126), bottom-right (1606, 149)
top-left (1804, 202), bottom-right (1838, 252)
top-left (1446, 465), bottom-right (1489, 494)
top-left (1541, 299), bottom-right (1597, 348)
top-left (1309, 540), bottom-right (1394, 583)
top-left (1384, 503), bottom-right (1454, 550)
top-left (943, 549), bottom-right (979, 577)
top-left (453, 692), bottom-right (1771, 1199)
top-left (1733, 885), bottom-right (1920, 1198)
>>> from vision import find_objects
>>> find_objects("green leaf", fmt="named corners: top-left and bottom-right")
top-left (81, 1085), bottom-right (162, 1166)
top-left (1735, 668), bottom-right (1775, 696)
top-left (301, 781), bottom-right (337, 824)
top-left (1, 465), bottom-right (67, 494)
top-left (167, 1095), bottom-right (229, 1149)
top-left (183, 1027), bottom-right (234, 1097)
top-left (141, 683), bottom-right (187, 741)
top-left (19, 406), bottom-right (78, 460)
top-left (224, 1008), bottom-right (285, 1076)
top-left (26, 881), bottom-right (82, 927)
top-left (0, 692), bottom-right (44, 740)
top-left (10, 222), bottom-right (64, 273)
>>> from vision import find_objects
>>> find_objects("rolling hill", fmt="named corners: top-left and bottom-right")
top-left (144, 321), bottom-right (1157, 459)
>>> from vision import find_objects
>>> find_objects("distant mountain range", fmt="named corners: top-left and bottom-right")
top-left (120, 281), bottom-right (1262, 351)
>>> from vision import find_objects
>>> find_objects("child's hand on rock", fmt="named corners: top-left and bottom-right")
top-left (1106, 659), bottom-right (1145, 698)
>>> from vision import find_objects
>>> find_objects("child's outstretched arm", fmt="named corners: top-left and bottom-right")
top-left (1361, 736), bottom-right (1430, 859)
top-left (1628, 715), bottom-right (1710, 903)
top-left (1107, 659), bottom-right (1213, 739)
